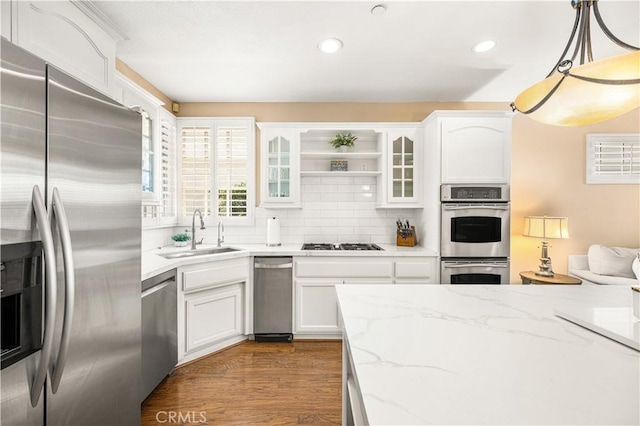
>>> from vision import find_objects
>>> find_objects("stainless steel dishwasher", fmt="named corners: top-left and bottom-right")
top-left (254, 257), bottom-right (293, 342)
top-left (141, 268), bottom-right (177, 401)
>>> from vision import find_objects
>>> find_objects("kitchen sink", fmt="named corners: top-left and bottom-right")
top-left (159, 247), bottom-right (241, 259)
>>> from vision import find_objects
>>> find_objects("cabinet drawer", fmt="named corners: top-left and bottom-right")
top-left (296, 260), bottom-right (392, 278)
top-left (395, 260), bottom-right (435, 279)
top-left (182, 259), bottom-right (249, 292)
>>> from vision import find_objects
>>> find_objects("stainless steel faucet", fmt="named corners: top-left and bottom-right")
top-left (191, 209), bottom-right (206, 250)
top-left (217, 222), bottom-right (225, 247)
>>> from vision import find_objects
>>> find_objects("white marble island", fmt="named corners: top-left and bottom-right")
top-left (336, 285), bottom-right (639, 425)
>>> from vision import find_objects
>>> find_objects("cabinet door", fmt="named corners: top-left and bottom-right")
top-left (384, 128), bottom-right (422, 206)
top-left (441, 117), bottom-right (511, 183)
top-left (14, 1), bottom-right (116, 95)
top-left (295, 280), bottom-right (341, 335)
top-left (260, 128), bottom-right (300, 207)
top-left (185, 283), bottom-right (244, 353)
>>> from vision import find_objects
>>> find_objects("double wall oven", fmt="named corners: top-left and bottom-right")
top-left (440, 184), bottom-right (510, 284)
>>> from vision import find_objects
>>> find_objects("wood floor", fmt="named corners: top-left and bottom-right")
top-left (141, 340), bottom-right (343, 425)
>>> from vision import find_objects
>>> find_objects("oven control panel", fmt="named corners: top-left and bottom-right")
top-left (441, 184), bottom-right (509, 202)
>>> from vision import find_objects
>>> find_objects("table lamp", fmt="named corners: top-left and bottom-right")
top-left (523, 215), bottom-right (569, 277)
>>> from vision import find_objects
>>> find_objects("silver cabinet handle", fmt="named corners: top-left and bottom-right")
top-left (30, 186), bottom-right (57, 407)
top-left (443, 204), bottom-right (509, 211)
top-left (443, 263), bottom-right (509, 269)
top-left (254, 263), bottom-right (293, 269)
top-left (50, 188), bottom-right (75, 394)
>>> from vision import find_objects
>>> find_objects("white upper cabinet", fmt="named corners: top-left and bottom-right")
top-left (12, 0), bottom-right (125, 96)
top-left (1, 1), bottom-right (11, 40)
top-left (426, 112), bottom-right (512, 184)
top-left (379, 126), bottom-right (422, 207)
top-left (258, 126), bottom-right (301, 208)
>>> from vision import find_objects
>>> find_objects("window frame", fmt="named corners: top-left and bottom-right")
top-left (115, 71), bottom-right (178, 228)
top-left (586, 133), bottom-right (640, 184)
top-left (177, 117), bottom-right (255, 227)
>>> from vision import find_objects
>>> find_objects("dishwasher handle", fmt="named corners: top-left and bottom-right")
top-left (255, 262), bottom-right (293, 269)
top-left (141, 280), bottom-right (172, 298)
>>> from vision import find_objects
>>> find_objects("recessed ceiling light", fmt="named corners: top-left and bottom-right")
top-left (472, 40), bottom-right (496, 53)
top-left (318, 38), bottom-right (343, 54)
top-left (371, 4), bottom-right (386, 15)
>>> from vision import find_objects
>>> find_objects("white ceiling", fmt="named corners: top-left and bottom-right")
top-left (94, 0), bottom-right (640, 103)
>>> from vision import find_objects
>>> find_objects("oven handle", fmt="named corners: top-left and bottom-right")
top-left (49, 188), bottom-right (75, 394)
top-left (443, 263), bottom-right (509, 268)
top-left (30, 186), bottom-right (57, 407)
top-left (443, 205), bottom-right (510, 211)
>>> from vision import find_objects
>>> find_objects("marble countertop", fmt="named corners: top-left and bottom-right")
top-left (142, 243), bottom-right (438, 280)
top-left (336, 285), bottom-right (639, 425)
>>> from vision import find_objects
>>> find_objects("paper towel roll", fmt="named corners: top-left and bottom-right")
top-left (266, 217), bottom-right (281, 246)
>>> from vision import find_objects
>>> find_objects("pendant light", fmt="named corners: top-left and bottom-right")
top-left (511, 0), bottom-right (640, 127)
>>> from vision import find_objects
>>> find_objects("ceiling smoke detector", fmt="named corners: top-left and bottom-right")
top-left (318, 38), bottom-right (343, 54)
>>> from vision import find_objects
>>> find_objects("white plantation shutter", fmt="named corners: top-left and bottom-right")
top-left (587, 134), bottom-right (640, 184)
top-left (178, 118), bottom-right (254, 224)
top-left (216, 123), bottom-right (249, 218)
top-left (160, 118), bottom-right (176, 218)
top-left (180, 125), bottom-right (212, 216)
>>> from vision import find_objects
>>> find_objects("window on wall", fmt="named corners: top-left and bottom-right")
top-left (178, 118), bottom-right (254, 225)
top-left (216, 123), bottom-right (249, 218)
top-left (141, 110), bottom-right (154, 193)
top-left (586, 134), bottom-right (640, 184)
top-left (116, 72), bottom-right (178, 227)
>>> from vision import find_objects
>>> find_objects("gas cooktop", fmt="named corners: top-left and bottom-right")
top-left (301, 243), bottom-right (384, 251)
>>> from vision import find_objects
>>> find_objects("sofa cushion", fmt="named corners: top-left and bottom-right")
top-left (633, 256), bottom-right (639, 280)
top-left (571, 269), bottom-right (637, 286)
top-left (587, 245), bottom-right (638, 279)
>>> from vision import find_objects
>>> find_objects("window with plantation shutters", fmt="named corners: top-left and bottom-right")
top-left (178, 118), bottom-right (254, 225)
top-left (160, 117), bottom-right (176, 218)
top-left (216, 122), bottom-right (249, 218)
top-left (180, 125), bottom-right (212, 216)
top-left (586, 134), bottom-right (640, 184)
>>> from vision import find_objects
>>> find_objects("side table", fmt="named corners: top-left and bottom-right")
top-left (520, 271), bottom-right (582, 285)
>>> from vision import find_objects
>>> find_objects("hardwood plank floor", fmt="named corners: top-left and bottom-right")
top-left (142, 340), bottom-right (342, 425)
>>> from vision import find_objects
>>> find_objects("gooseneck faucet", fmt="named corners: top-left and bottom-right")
top-left (217, 222), bottom-right (225, 247)
top-left (191, 209), bottom-right (206, 250)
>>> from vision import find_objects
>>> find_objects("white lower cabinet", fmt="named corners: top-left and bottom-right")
top-left (295, 279), bottom-right (342, 335)
top-left (294, 257), bottom-right (394, 338)
top-left (177, 256), bottom-right (250, 364)
top-left (185, 283), bottom-right (244, 353)
top-left (394, 258), bottom-right (438, 284)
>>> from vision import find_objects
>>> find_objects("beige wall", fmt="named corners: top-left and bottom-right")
top-left (511, 108), bottom-right (640, 282)
top-left (176, 102), bottom-right (508, 122)
top-left (116, 59), bottom-right (173, 112)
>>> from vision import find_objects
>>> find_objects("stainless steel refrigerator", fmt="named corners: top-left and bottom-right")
top-left (1, 38), bottom-right (142, 425)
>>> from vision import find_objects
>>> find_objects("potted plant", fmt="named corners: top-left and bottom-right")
top-left (330, 132), bottom-right (358, 152)
top-left (171, 232), bottom-right (191, 247)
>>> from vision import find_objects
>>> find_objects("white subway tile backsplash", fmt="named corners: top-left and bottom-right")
top-left (146, 176), bottom-right (419, 248)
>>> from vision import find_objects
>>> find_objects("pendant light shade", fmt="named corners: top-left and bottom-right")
top-left (512, 0), bottom-right (640, 127)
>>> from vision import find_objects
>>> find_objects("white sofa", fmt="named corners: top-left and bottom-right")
top-left (568, 245), bottom-right (640, 286)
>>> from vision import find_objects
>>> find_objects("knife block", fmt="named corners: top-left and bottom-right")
top-left (396, 226), bottom-right (417, 247)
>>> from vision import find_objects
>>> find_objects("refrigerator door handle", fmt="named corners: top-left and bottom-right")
top-left (50, 188), bottom-right (75, 394)
top-left (30, 185), bottom-right (58, 407)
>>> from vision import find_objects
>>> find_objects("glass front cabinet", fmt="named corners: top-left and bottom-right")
top-left (259, 126), bottom-right (300, 207)
top-left (380, 127), bottom-right (422, 207)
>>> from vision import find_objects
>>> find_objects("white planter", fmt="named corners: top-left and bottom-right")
top-left (174, 241), bottom-right (189, 247)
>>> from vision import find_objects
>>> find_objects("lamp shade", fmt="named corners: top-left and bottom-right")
top-left (513, 51), bottom-right (640, 127)
top-left (523, 216), bottom-right (569, 239)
